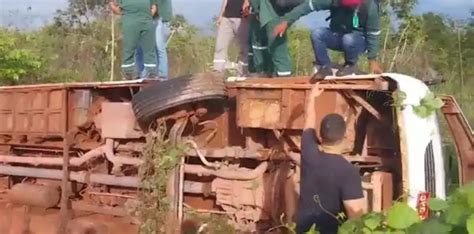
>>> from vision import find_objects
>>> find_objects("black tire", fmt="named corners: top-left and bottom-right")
top-left (132, 72), bottom-right (227, 127)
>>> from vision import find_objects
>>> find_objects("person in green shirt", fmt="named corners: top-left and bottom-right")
top-left (248, 0), bottom-right (332, 77)
top-left (274, 0), bottom-right (384, 81)
top-left (136, 0), bottom-right (173, 80)
top-left (247, 0), bottom-right (273, 75)
top-left (248, 0), bottom-right (330, 77)
top-left (109, 0), bottom-right (158, 80)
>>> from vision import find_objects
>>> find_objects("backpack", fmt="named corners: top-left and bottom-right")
top-left (326, 0), bottom-right (378, 30)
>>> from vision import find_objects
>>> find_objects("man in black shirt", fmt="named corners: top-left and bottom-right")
top-left (298, 83), bottom-right (366, 233)
top-left (213, 0), bottom-right (250, 76)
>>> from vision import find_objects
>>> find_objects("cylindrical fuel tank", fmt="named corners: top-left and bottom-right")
top-left (8, 183), bottom-right (60, 208)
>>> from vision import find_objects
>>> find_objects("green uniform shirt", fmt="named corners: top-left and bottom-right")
top-left (157, 0), bottom-right (173, 22)
top-left (282, 0), bottom-right (380, 59)
top-left (281, 0), bottom-right (332, 24)
top-left (259, 0), bottom-right (301, 27)
top-left (119, 0), bottom-right (156, 21)
top-left (250, 0), bottom-right (260, 12)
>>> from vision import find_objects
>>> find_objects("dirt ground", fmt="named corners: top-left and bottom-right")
top-left (0, 199), bottom-right (138, 234)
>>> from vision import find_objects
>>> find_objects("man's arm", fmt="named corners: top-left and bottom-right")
top-left (303, 83), bottom-right (323, 131)
top-left (364, 0), bottom-right (383, 73)
top-left (242, 0), bottom-right (250, 17)
top-left (301, 83), bottom-right (324, 157)
top-left (343, 198), bottom-right (367, 219)
top-left (341, 167), bottom-right (367, 219)
top-left (109, 0), bottom-right (122, 15)
top-left (274, 0), bottom-right (332, 36)
top-left (151, 4), bottom-right (157, 16)
top-left (283, 0), bottom-right (332, 25)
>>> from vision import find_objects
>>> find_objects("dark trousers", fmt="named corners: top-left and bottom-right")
top-left (311, 27), bottom-right (366, 67)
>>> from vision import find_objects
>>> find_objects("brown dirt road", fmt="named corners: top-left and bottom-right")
top-left (0, 199), bottom-right (138, 234)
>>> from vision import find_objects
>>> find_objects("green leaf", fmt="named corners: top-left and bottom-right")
top-left (424, 92), bottom-right (435, 100)
top-left (424, 96), bottom-right (444, 109)
top-left (407, 218), bottom-right (451, 234)
top-left (388, 230), bottom-right (406, 234)
top-left (287, 222), bottom-right (296, 232)
top-left (429, 198), bottom-right (449, 211)
top-left (338, 220), bottom-right (360, 234)
top-left (467, 214), bottom-right (474, 234)
top-left (363, 213), bottom-right (384, 230)
top-left (387, 202), bottom-right (420, 229)
top-left (413, 105), bottom-right (430, 118)
top-left (467, 194), bottom-right (474, 209)
top-left (362, 227), bottom-right (371, 234)
top-left (305, 224), bottom-right (319, 234)
top-left (392, 90), bottom-right (407, 108)
top-left (431, 98), bottom-right (444, 109)
top-left (444, 203), bottom-right (469, 225)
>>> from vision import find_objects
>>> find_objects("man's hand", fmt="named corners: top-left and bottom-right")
top-left (310, 82), bottom-right (324, 98)
top-left (109, 1), bottom-right (122, 15)
top-left (304, 82), bottom-right (324, 130)
top-left (343, 198), bottom-right (367, 219)
top-left (151, 5), bottom-right (157, 16)
top-left (273, 20), bottom-right (289, 37)
top-left (369, 60), bottom-right (383, 74)
top-left (216, 17), bottom-right (222, 26)
top-left (242, 0), bottom-right (250, 17)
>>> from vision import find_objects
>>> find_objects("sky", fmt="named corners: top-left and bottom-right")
top-left (0, 0), bottom-right (473, 30)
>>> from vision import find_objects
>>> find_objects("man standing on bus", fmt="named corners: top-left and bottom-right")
top-left (110, 0), bottom-right (158, 80)
top-left (136, 0), bottom-right (173, 80)
top-left (213, 0), bottom-right (250, 76)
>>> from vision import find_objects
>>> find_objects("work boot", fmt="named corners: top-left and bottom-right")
top-left (247, 72), bottom-right (267, 78)
top-left (146, 72), bottom-right (159, 80)
top-left (336, 64), bottom-right (357, 77)
top-left (122, 72), bottom-right (137, 81)
top-left (311, 65), bottom-right (332, 83)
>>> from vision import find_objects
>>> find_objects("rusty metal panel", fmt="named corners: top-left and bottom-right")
top-left (0, 89), bottom-right (66, 137)
top-left (0, 92), bottom-right (14, 132)
top-left (71, 90), bottom-right (92, 127)
top-left (236, 87), bottom-right (350, 130)
top-left (101, 102), bottom-right (142, 139)
top-left (237, 89), bottom-right (282, 129)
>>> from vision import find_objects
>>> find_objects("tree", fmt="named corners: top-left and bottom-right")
top-left (0, 29), bottom-right (41, 84)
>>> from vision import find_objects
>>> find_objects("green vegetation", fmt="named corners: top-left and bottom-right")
top-left (282, 183), bottom-right (474, 234)
top-left (1, 0), bottom-right (473, 232)
top-left (338, 183), bottom-right (474, 234)
top-left (136, 123), bottom-right (186, 233)
top-left (0, 29), bottom-right (42, 84)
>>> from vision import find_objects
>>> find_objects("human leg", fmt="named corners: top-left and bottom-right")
top-left (335, 31), bottom-right (366, 76)
top-left (121, 19), bottom-right (141, 79)
top-left (140, 21), bottom-right (158, 78)
top-left (213, 17), bottom-right (235, 72)
top-left (249, 15), bottom-right (272, 75)
top-left (236, 17), bottom-right (250, 76)
top-left (155, 18), bottom-right (171, 79)
top-left (265, 20), bottom-right (292, 77)
top-left (341, 31), bottom-right (366, 66)
top-left (135, 47), bottom-right (146, 78)
top-left (310, 27), bottom-right (343, 67)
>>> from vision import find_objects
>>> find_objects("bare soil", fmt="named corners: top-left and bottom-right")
top-left (0, 199), bottom-right (138, 234)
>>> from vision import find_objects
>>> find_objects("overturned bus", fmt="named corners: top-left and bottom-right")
top-left (0, 73), bottom-right (471, 232)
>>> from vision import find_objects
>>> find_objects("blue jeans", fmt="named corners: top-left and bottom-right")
top-left (311, 27), bottom-right (366, 67)
top-left (136, 18), bottom-right (171, 79)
